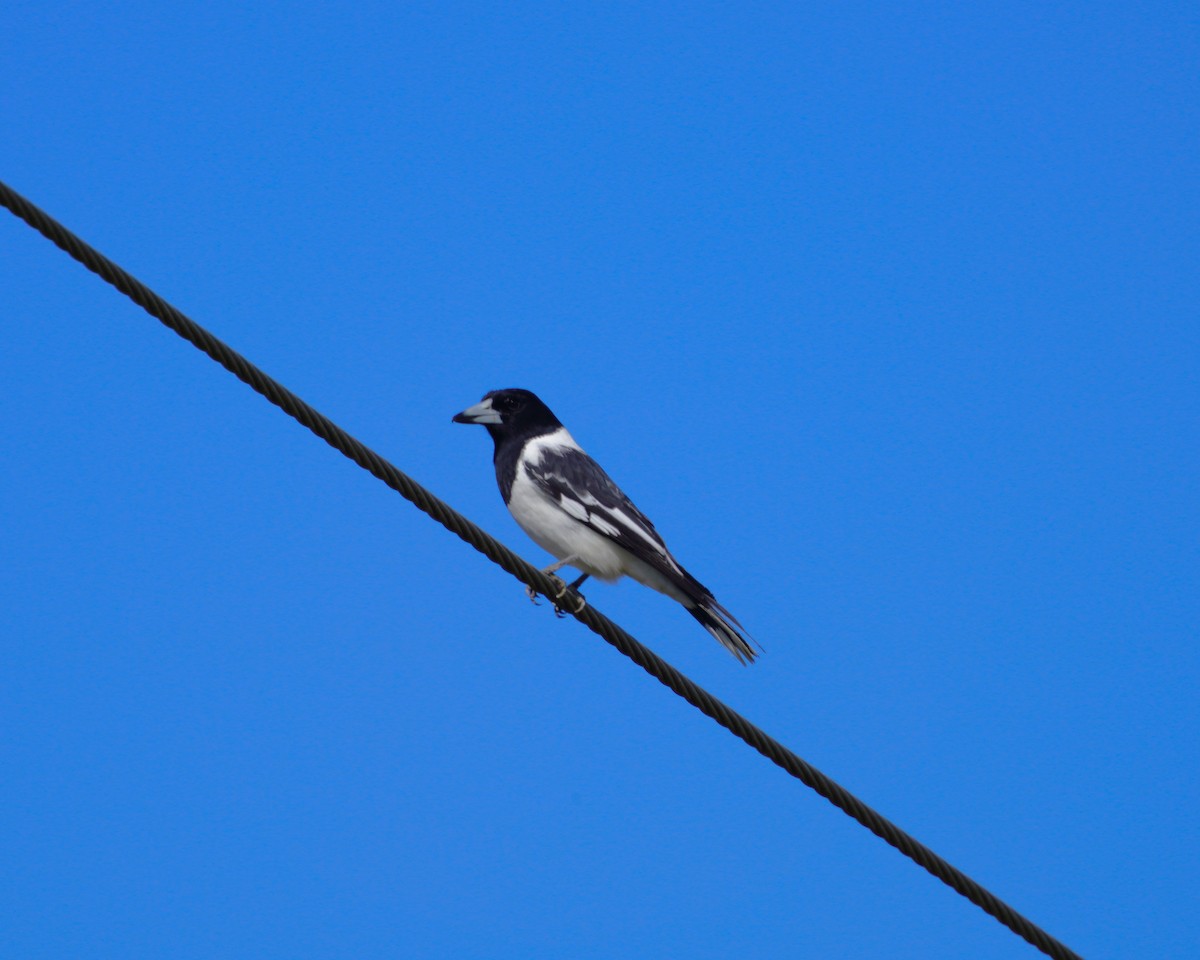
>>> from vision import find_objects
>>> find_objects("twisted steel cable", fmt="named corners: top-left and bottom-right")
top-left (1, 179), bottom-right (1083, 960)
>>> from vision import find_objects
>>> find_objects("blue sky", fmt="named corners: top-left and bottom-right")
top-left (2, 3), bottom-right (1196, 958)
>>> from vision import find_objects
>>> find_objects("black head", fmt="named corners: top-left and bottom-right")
top-left (452, 388), bottom-right (562, 446)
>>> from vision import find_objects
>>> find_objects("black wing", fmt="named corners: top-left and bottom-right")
top-left (528, 445), bottom-right (759, 663)
top-left (525, 446), bottom-right (694, 587)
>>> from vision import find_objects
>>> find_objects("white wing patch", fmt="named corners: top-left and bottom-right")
top-left (587, 512), bottom-right (621, 537)
top-left (542, 474), bottom-right (626, 540)
top-left (517, 433), bottom-right (691, 585)
top-left (558, 494), bottom-right (589, 524)
top-left (608, 505), bottom-right (673, 562)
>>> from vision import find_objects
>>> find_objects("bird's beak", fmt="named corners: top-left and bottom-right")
top-left (452, 398), bottom-right (502, 425)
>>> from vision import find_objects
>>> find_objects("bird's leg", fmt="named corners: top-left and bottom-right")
top-left (543, 556), bottom-right (580, 578)
top-left (544, 556), bottom-right (580, 600)
top-left (553, 571), bottom-right (589, 618)
top-left (527, 556), bottom-right (582, 607)
top-left (553, 593), bottom-right (587, 617)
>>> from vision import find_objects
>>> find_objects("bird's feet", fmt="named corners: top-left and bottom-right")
top-left (526, 575), bottom-right (587, 616)
top-left (527, 561), bottom-right (589, 615)
top-left (552, 590), bottom-right (587, 617)
top-left (526, 574), bottom-right (571, 609)
top-left (549, 577), bottom-right (586, 617)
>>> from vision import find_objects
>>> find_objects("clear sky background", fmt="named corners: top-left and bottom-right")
top-left (2, 3), bottom-right (1196, 958)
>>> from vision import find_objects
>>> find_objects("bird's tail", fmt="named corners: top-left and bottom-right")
top-left (686, 597), bottom-right (760, 665)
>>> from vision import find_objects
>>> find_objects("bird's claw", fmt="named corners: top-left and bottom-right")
top-left (526, 575), bottom-right (587, 617)
top-left (552, 586), bottom-right (587, 617)
top-left (552, 598), bottom-right (586, 617)
top-left (526, 575), bottom-right (565, 608)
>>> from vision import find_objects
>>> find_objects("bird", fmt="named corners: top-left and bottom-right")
top-left (453, 388), bottom-right (759, 664)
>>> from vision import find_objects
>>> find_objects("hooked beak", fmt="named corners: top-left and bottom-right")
top-left (452, 398), bottom-right (502, 425)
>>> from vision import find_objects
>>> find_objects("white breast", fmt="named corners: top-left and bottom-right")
top-left (507, 461), bottom-right (628, 581)
top-left (504, 429), bottom-right (691, 603)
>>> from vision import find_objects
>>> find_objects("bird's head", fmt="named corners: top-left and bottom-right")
top-left (452, 388), bottom-right (562, 440)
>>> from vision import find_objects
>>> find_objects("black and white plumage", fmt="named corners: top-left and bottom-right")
top-left (453, 388), bottom-right (759, 664)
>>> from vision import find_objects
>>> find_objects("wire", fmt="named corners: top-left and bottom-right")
top-left (1, 179), bottom-right (1084, 960)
